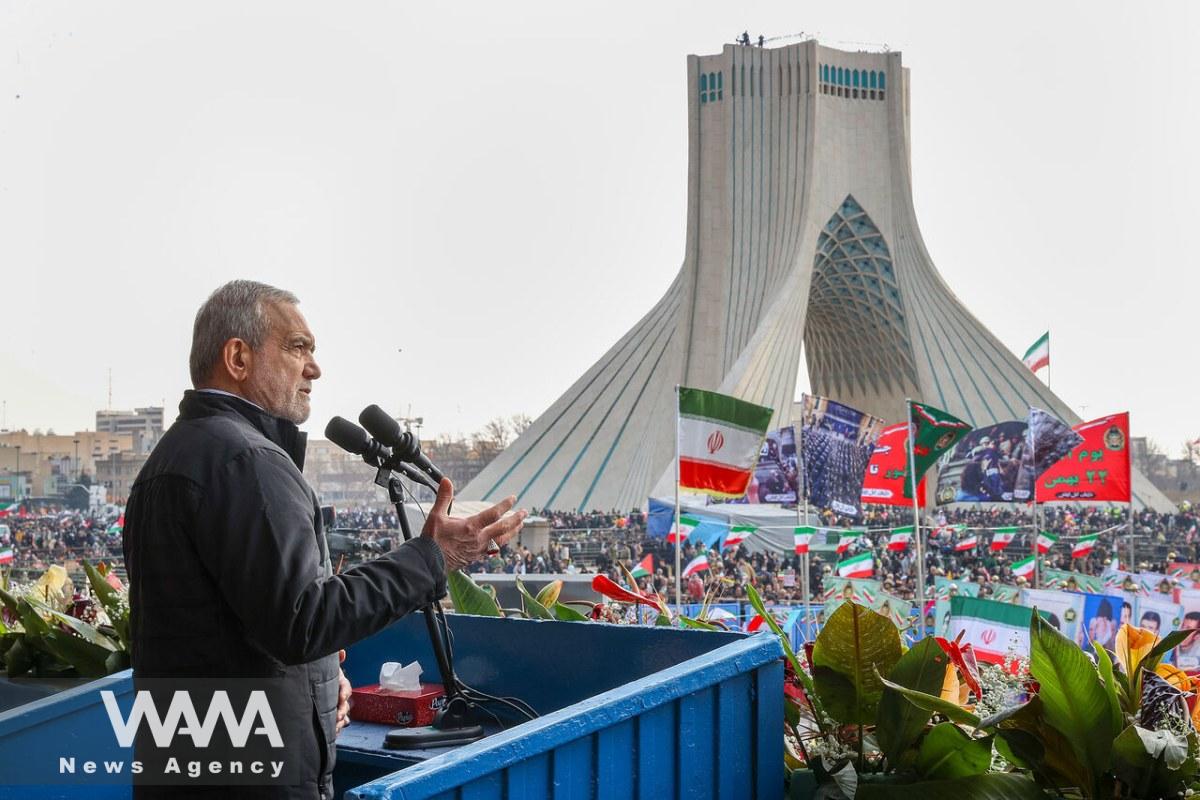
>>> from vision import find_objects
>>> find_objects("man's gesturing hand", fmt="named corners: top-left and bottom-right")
top-left (421, 478), bottom-right (526, 573)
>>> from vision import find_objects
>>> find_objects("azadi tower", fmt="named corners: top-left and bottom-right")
top-left (464, 40), bottom-right (1172, 512)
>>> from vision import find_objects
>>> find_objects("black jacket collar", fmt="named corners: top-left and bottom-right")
top-left (179, 389), bottom-right (308, 471)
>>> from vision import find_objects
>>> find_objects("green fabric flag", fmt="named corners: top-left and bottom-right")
top-left (905, 401), bottom-right (972, 498)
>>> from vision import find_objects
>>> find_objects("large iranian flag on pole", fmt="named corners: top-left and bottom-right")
top-left (678, 387), bottom-right (773, 498)
top-left (947, 595), bottom-right (1038, 665)
top-left (1022, 331), bottom-right (1050, 373)
top-left (837, 552), bottom-right (874, 579)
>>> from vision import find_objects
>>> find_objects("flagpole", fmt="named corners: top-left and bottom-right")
top-left (906, 399), bottom-right (926, 628)
top-left (1030, 412), bottom-right (1040, 591)
top-left (674, 385), bottom-right (682, 610)
top-left (799, 423), bottom-right (812, 638)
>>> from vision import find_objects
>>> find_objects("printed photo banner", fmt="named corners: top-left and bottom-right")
top-left (1080, 594), bottom-right (1126, 656)
top-left (1014, 407), bottom-right (1084, 502)
top-left (1021, 587), bottom-right (1084, 644)
top-left (1035, 412), bottom-right (1131, 503)
top-left (935, 421), bottom-right (1028, 504)
top-left (733, 426), bottom-right (799, 504)
top-left (799, 394), bottom-right (886, 518)
top-left (860, 423), bottom-right (926, 506)
top-left (824, 577), bottom-right (911, 628)
top-left (1175, 589), bottom-right (1200, 670)
top-left (1043, 569), bottom-right (1106, 594)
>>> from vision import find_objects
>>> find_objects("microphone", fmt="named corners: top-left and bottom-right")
top-left (324, 416), bottom-right (439, 492)
top-left (358, 404), bottom-right (445, 484)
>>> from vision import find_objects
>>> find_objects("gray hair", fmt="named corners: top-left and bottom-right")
top-left (189, 280), bottom-right (299, 386)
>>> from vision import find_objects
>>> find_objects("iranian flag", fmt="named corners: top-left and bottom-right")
top-left (794, 526), bottom-right (815, 554)
top-left (887, 526), bottom-right (913, 552)
top-left (931, 523), bottom-right (965, 539)
top-left (1072, 533), bottom-right (1099, 559)
top-left (0, 547), bottom-right (12, 565)
top-left (837, 552), bottom-right (874, 579)
top-left (678, 387), bottom-right (773, 498)
top-left (723, 525), bottom-right (755, 550)
top-left (955, 535), bottom-right (979, 552)
top-left (947, 595), bottom-right (1038, 664)
top-left (990, 527), bottom-right (1018, 551)
top-left (1011, 555), bottom-right (1036, 580)
top-left (0, 503), bottom-right (18, 517)
top-left (1036, 531), bottom-right (1058, 554)
top-left (630, 553), bottom-right (654, 579)
top-left (1022, 331), bottom-right (1050, 373)
top-left (836, 531), bottom-right (857, 554)
top-left (682, 554), bottom-right (710, 578)
top-left (666, 514), bottom-right (700, 544)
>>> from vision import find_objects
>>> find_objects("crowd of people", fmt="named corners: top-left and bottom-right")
top-left (7, 500), bottom-right (1200, 608)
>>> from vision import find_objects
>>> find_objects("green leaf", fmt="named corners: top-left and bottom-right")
top-left (83, 561), bottom-right (122, 615)
top-left (1140, 630), bottom-right (1191, 675)
top-left (915, 722), bottom-right (993, 780)
top-left (552, 602), bottom-right (588, 622)
top-left (1112, 723), bottom-right (1192, 797)
top-left (876, 638), bottom-right (951, 765)
top-left (1028, 612), bottom-right (1116, 796)
top-left (26, 597), bottom-right (117, 651)
top-left (515, 578), bottom-right (554, 620)
top-left (104, 649), bottom-right (130, 674)
top-left (811, 601), bottom-right (901, 724)
top-left (3, 636), bottom-right (33, 677)
top-left (854, 772), bottom-right (1047, 800)
top-left (41, 630), bottom-right (109, 677)
top-left (678, 615), bottom-right (720, 631)
top-left (1092, 635), bottom-right (1125, 729)
top-left (877, 673), bottom-right (981, 728)
top-left (990, 696), bottom-right (1091, 792)
top-left (446, 571), bottom-right (502, 617)
top-left (746, 583), bottom-right (829, 731)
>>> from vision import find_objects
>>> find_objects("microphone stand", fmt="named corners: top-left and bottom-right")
top-left (376, 467), bottom-right (484, 749)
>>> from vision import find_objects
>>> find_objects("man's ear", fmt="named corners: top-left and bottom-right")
top-left (221, 338), bottom-right (253, 383)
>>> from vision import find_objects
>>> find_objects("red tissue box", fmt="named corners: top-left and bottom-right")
top-left (349, 683), bottom-right (446, 727)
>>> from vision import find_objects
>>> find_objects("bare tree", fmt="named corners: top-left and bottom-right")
top-left (481, 417), bottom-right (511, 449)
top-left (509, 413), bottom-right (533, 438)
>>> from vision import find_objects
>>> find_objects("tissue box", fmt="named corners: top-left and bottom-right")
top-left (349, 683), bottom-right (446, 727)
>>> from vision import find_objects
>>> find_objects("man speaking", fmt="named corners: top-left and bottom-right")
top-left (123, 280), bottom-right (525, 798)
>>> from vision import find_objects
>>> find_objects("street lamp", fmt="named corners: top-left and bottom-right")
top-left (73, 439), bottom-right (80, 482)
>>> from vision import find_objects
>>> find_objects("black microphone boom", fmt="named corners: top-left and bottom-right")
top-left (358, 404), bottom-right (445, 484)
top-left (324, 416), bottom-right (439, 492)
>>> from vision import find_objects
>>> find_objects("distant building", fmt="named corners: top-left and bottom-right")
top-left (96, 407), bottom-right (164, 454)
top-left (94, 450), bottom-right (151, 505)
top-left (0, 430), bottom-right (133, 495)
top-left (1132, 437), bottom-right (1200, 506)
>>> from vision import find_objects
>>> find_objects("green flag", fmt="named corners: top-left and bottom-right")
top-left (905, 401), bottom-right (972, 498)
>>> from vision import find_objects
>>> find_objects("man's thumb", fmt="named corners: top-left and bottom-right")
top-left (430, 477), bottom-right (454, 517)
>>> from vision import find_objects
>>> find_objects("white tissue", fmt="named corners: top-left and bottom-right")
top-left (379, 661), bottom-right (422, 692)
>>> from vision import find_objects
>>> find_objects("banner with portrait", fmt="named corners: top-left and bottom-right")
top-left (935, 421), bottom-right (1028, 504)
top-left (1080, 594), bottom-right (1125, 656)
top-left (734, 426), bottom-right (799, 504)
top-left (799, 394), bottom-right (886, 518)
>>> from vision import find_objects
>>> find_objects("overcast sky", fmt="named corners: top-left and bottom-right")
top-left (2, 2), bottom-right (1197, 454)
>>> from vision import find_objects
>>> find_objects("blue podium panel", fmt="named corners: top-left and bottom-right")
top-left (0, 613), bottom-right (784, 800)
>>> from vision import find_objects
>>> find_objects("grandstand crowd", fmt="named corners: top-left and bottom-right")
top-left (4, 503), bottom-right (1200, 605)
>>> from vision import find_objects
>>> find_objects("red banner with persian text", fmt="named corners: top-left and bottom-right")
top-left (1035, 412), bottom-right (1130, 503)
top-left (861, 423), bottom-right (926, 507)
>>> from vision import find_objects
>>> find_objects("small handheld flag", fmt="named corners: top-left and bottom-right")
top-left (954, 535), bottom-right (979, 552)
top-left (682, 554), bottom-right (710, 578)
top-left (630, 553), bottom-right (654, 579)
top-left (990, 527), bottom-right (1018, 551)
top-left (1036, 531), bottom-right (1058, 555)
top-left (1011, 555), bottom-right (1036, 580)
top-left (1072, 533), bottom-right (1099, 559)
top-left (887, 526), bottom-right (913, 552)
top-left (837, 552), bottom-right (874, 579)
top-left (794, 526), bottom-right (815, 555)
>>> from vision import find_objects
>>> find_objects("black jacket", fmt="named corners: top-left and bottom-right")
top-left (123, 390), bottom-right (446, 799)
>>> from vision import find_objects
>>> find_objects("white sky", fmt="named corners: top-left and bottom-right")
top-left (2, 2), bottom-right (1197, 454)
